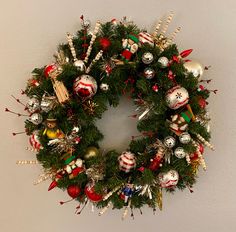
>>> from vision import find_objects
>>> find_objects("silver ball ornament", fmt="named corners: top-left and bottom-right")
top-left (144, 67), bottom-right (155, 79)
top-left (179, 132), bottom-right (191, 144)
top-left (26, 97), bottom-right (40, 113)
top-left (100, 83), bottom-right (109, 91)
top-left (184, 60), bottom-right (204, 80)
top-left (29, 113), bottom-right (43, 125)
top-left (82, 19), bottom-right (91, 29)
top-left (74, 60), bottom-right (86, 72)
top-left (40, 95), bottom-right (57, 112)
top-left (158, 57), bottom-right (169, 68)
top-left (142, 52), bottom-right (154, 64)
top-left (174, 147), bottom-right (186, 158)
top-left (163, 136), bottom-right (176, 148)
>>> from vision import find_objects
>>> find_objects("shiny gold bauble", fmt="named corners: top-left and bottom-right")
top-left (84, 146), bottom-right (100, 159)
top-left (183, 60), bottom-right (204, 80)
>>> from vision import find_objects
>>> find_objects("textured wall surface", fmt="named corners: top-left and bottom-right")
top-left (0, 0), bottom-right (236, 231)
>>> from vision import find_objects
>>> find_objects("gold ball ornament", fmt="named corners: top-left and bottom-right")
top-left (184, 60), bottom-right (204, 80)
top-left (84, 146), bottom-right (100, 159)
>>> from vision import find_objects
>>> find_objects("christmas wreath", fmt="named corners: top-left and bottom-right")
top-left (8, 14), bottom-right (216, 218)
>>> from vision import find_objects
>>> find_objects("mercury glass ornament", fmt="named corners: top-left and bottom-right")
top-left (179, 132), bottom-right (191, 144)
top-left (26, 97), bottom-right (40, 113)
top-left (163, 136), bottom-right (176, 148)
top-left (100, 83), bottom-right (109, 91)
top-left (142, 52), bottom-right (154, 64)
top-left (144, 67), bottom-right (155, 79)
top-left (84, 146), bottom-right (99, 159)
top-left (183, 60), bottom-right (204, 80)
top-left (83, 19), bottom-right (91, 29)
top-left (74, 60), bottom-right (86, 72)
top-left (29, 113), bottom-right (43, 125)
top-left (40, 95), bottom-right (57, 112)
top-left (158, 57), bottom-right (169, 68)
top-left (174, 147), bottom-right (186, 158)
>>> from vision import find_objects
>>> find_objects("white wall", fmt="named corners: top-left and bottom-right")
top-left (0, 0), bottom-right (236, 231)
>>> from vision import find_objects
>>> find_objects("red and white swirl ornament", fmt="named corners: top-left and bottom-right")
top-left (138, 32), bottom-right (154, 47)
top-left (73, 75), bottom-right (97, 99)
top-left (29, 131), bottom-right (42, 151)
top-left (118, 151), bottom-right (136, 173)
top-left (165, 85), bottom-right (189, 110)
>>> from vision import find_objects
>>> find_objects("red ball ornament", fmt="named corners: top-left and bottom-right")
top-left (67, 185), bottom-right (81, 198)
top-left (99, 37), bottom-right (111, 50)
top-left (85, 183), bottom-right (103, 202)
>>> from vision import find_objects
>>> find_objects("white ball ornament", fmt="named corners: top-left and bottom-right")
top-left (166, 85), bottom-right (189, 110)
top-left (73, 75), bottom-right (97, 99)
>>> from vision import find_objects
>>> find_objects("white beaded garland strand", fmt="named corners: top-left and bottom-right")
top-left (185, 154), bottom-right (191, 164)
top-left (86, 50), bottom-right (103, 74)
top-left (152, 19), bottom-right (162, 37)
top-left (160, 11), bottom-right (174, 36)
top-left (163, 27), bottom-right (181, 48)
top-left (16, 160), bottom-right (38, 165)
top-left (67, 33), bottom-right (78, 62)
top-left (84, 21), bottom-right (101, 63)
top-left (33, 173), bottom-right (51, 185)
top-left (103, 185), bottom-right (122, 201)
top-left (122, 199), bottom-right (131, 220)
top-left (196, 133), bottom-right (215, 151)
top-left (98, 201), bottom-right (112, 216)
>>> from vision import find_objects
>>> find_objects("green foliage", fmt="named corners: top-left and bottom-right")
top-left (23, 20), bottom-right (213, 212)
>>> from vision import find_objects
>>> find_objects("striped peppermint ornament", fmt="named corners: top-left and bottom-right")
top-left (118, 151), bottom-right (136, 173)
top-left (29, 132), bottom-right (41, 151)
top-left (138, 32), bottom-right (154, 47)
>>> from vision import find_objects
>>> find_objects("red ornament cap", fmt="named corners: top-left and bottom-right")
top-left (44, 64), bottom-right (57, 77)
